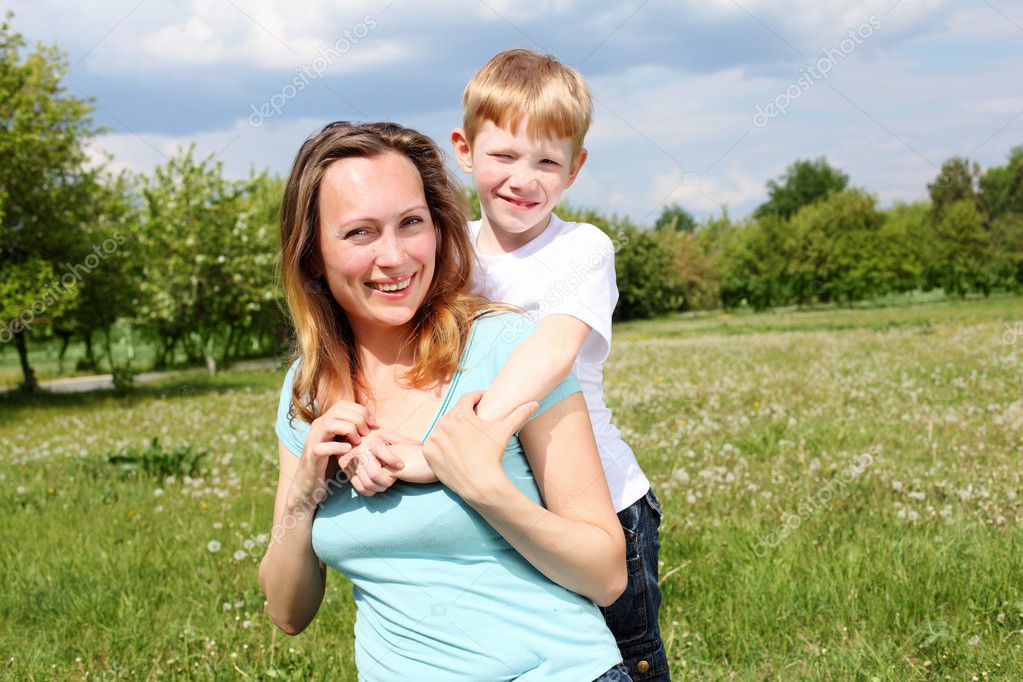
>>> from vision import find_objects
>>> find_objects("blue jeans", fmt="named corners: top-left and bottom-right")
top-left (600, 488), bottom-right (669, 681)
top-left (593, 662), bottom-right (633, 681)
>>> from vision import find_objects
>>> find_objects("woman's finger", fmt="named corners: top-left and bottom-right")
top-left (325, 418), bottom-right (362, 445)
top-left (451, 390), bottom-right (486, 416)
top-left (498, 401), bottom-right (540, 439)
top-left (310, 441), bottom-right (352, 459)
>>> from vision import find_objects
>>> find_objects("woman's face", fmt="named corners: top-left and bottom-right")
top-left (316, 152), bottom-right (437, 336)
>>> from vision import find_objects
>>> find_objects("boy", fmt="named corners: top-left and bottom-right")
top-left (450, 48), bottom-right (669, 681)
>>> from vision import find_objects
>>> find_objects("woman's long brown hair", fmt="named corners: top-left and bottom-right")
top-left (279, 121), bottom-right (494, 423)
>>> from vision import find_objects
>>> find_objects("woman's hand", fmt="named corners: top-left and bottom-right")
top-left (423, 390), bottom-right (538, 503)
top-left (287, 400), bottom-right (376, 510)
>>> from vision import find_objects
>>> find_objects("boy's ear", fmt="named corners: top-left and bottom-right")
top-left (564, 147), bottom-right (588, 189)
top-left (450, 128), bottom-right (474, 173)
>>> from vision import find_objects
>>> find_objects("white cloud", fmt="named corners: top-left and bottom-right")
top-left (85, 116), bottom-right (326, 179)
top-left (649, 168), bottom-right (764, 215)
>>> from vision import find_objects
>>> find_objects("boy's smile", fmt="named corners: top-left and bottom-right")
top-left (452, 118), bottom-right (586, 253)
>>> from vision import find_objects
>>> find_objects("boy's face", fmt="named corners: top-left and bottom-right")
top-left (452, 118), bottom-right (586, 244)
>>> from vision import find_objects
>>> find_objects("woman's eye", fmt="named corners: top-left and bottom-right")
top-left (344, 228), bottom-right (369, 239)
top-left (402, 216), bottom-right (424, 227)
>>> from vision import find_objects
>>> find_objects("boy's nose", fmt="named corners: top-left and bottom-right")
top-left (508, 165), bottom-right (537, 192)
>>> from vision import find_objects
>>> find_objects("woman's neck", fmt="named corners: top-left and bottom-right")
top-left (351, 322), bottom-right (414, 380)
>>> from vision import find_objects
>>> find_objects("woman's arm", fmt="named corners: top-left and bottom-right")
top-left (259, 401), bottom-right (375, 634)
top-left (423, 391), bottom-right (627, 606)
top-left (258, 441), bottom-right (328, 635)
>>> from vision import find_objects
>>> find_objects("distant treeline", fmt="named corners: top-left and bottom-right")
top-left (549, 153), bottom-right (1023, 320)
top-left (2, 16), bottom-right (1022, 390)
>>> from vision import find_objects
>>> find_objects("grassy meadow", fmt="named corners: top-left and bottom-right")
top-left (1, 295), bottom-right (1021, 680)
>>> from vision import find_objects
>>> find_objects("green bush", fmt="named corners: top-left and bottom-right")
top-left (104, 438), bottom-right (207, 480)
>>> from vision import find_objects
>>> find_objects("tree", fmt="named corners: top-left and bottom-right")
top-left (979, 146), bottom-right (1023, 221)
top-left (927, 156), bottom-right (980, 219)
top-left (787, 189), bottom-right (887, 304)
top-left (51, 171), bottom-right (141, 373)
top-left (989, 212), bottom-right (1023, 291)
top-left (931, 199), bottom-right (991, 296)
top-left (0, 13), bottom-right (103, 390)
top-left (134, 147), bottom-right (244, 372)
top-left (714, 215), bottom-right (792, 310)
top-left (654, 203), bottom-right (697, 233)
top-left (875, 201), bottom-right (927, 295)
top-left (657, 230), bottom-right (718, 309)
top-left (611, 223), bottom-right (685, 320)
top-left (753, 157), bottom-right (849, 220)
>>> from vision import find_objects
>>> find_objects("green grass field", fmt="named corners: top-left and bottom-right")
top-left (1, 296), bottom-right (1021, 680)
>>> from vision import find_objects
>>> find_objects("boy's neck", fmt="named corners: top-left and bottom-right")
top-left (476, 212), bottom-right (554, 255)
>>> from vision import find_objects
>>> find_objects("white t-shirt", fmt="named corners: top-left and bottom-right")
top-left (469, 213), bottom-right (650, 512)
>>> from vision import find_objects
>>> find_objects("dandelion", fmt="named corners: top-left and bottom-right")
top-left (222, 602), bottom-right (231, 612)
top-left (233, 550), bottom-right (246, 561)
top-left (213, 522), bottom-right (223, 530)
top-left (154, 488), bottom-right (164, 497)
top-left (128, 510), bottom-right (137, 519)
top-left (753, 401), bottom-right (760, 409)
top-left (243, 539), bottom-right (255, 550)
top-left (154, 505), bottom-right (164, 513)
top-left (16, 486), bottom-right (26, 495)
top-left (242, 620), bottom-right (252, 629)
top-left (46, 487), bottom-right (55, 495)
top-left (968, 634), bottom-right (981, 647)
top-left (199, 501), bottom-right (208, 510)
top-left (207, 540), bottom-right (222, 553)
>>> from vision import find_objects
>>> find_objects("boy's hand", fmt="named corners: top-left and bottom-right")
top-left (423, 390), bottom-right (538, 503)
top-left (338, 430), bottom-right (419, 496)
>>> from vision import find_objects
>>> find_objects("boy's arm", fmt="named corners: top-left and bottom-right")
top-left (474, 314), bottom-right (591, 422)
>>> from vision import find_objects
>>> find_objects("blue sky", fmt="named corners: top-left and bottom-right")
top-left (6, 0), bottom-right (1023, 223)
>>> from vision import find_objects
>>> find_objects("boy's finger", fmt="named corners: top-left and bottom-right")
top-left (372, 441), bottom-right (405, 470)
top-left (375, 429), bottom-right (421, 446)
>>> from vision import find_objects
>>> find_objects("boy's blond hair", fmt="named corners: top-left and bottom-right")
top-left (462, 48), bottom-right (592, 159)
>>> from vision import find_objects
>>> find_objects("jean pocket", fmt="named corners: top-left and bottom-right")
top-left (602, 554), bottom-right (650, 646)
top-left (645, 489), bottom-right (663, 519)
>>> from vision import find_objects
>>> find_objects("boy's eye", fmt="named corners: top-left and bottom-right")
top-left (490, 153), bottom-right (513, 160)
top-left (541, 159), bottom-right (560, 166)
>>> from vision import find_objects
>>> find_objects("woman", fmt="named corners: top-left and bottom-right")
top-left (258, 121), bottom-right (631, 681)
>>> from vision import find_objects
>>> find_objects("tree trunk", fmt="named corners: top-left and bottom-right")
top-left (102, 326), bottom-right (116, 373)
top-left (82, 329), bottom-right (97, 371)
top-left (55, 328), bottom-right (74, 374)
top-left (14, 330), bottom-right (38, 392)
top-left (219, 325), bottom-right (236, 370)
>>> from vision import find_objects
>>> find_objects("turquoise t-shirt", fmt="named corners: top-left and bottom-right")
top-left (274, 312), bottom-right (622, 681)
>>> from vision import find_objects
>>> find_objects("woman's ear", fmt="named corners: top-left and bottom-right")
top-left (450, 128), bottom-right (474, 173)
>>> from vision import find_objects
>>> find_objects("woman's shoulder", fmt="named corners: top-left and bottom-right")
top-left (471, 309), bottom-right (538, 346)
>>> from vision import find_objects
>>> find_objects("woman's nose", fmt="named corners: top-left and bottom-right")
top-left (374, 231), bottom-right (405, 266)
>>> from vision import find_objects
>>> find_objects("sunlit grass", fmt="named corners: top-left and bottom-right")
top-left (1, 295), bottom-right (1021, 680)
